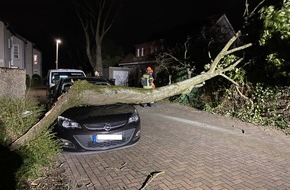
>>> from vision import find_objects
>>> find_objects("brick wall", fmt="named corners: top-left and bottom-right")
top-left (0, 68), bottom-right (26, 99)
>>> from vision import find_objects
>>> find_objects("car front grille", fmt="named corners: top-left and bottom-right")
top-left (73, 128), bottom-right (135, 151)
top-left (83, 120), bottom-right (127, 131)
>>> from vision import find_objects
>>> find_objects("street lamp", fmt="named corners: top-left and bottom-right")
top-left (55, 39), bottom-right (61, 69)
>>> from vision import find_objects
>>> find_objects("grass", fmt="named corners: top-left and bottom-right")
top-left (0, 96), bottom-right (61, 189)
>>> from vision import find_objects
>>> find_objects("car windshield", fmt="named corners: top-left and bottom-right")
top-left (51, 72), bottom-right (85, 84)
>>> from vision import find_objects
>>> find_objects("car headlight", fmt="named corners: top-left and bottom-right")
top-left (128, 109), bottom-right (140, 123)
top-left (58, 116), bottom-right (82, 129)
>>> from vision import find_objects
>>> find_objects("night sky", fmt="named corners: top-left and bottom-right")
top-left (0, 0), bottom-right (261, 75)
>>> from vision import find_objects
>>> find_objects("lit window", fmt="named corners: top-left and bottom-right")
top-left (34, 55), bottom-right (38, 64)
top-left (136, 48), bottom-right (140, 57)
top-left (13, 45), bottom-right (19, 59)
top-left (141, 48), bottom-right (144, 56)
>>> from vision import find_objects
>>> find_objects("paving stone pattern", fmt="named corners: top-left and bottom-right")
top-left (58, 101), bottom-right (290, 190)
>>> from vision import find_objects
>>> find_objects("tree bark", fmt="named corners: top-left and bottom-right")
top-left (9, 32), bottom-right (252, 151)
top-left (95, 42), bottom-right (103, 76)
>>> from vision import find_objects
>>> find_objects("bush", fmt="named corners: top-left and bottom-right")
top-left (0, 97), bottom-right (44, 145)
top-left (31, 74), bottom-right (43, 87)
top-left (169, 87), bottom-right (204, 108)
top-left (0, 96), bottom-right (61, 189)
top-left (199, 83), bottom-right (290, 133)
top-left (16, 130), bottom-right (61, 189)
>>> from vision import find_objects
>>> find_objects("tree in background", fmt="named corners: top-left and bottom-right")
top-left (259, 0), bottom-right (290, 84)
top-left (73, 0), bottom-right (122, 76)
top-left (154, 36), bottom-right (195, 86)
top-left (244, 0), bottom-right (290, 85)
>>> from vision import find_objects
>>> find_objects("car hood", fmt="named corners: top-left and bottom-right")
top-left (60, 104), bottom-right (136, 124)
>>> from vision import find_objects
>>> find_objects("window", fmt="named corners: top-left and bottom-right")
top-left (141, 48), bottom-right (144, 56)
top-left (13, 45), bottom-right (19, 59)
top-left (34, 54), bottom-right (38, 64)
top-left (136, 48), bottom-right (140, 57)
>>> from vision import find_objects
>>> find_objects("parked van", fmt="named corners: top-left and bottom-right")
top-left (46, 69), bottom-right (86, 89)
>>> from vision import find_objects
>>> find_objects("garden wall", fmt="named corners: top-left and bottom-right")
top-left (0, 68), bottom-right (26, 98)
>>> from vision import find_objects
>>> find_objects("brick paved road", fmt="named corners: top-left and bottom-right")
top-left (59, 101), bottom-right (290, 190)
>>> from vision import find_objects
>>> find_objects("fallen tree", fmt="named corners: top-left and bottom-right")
top-left (10, 31), bottom-right (251, 151)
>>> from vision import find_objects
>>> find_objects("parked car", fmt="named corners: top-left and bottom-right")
top-left (46, 69), bottom-right (86, 89)
top-left (48, 76), bottom-right (141, 153)
top-left (46, 69), bottom-right (86, 102)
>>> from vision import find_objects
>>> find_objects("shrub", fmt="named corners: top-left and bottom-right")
top-left (16, 129), bottom-right (61, 189)
top-left (200, 83), bottom-right (290, 133)
top-left (31, 74), bottom-right (43, 87)
top-left (169, 87), bottom-right (204, 108)
top-left (0, 97), bottom-right (43, 145)
top-left (0, 96), bottom-right (61, 189)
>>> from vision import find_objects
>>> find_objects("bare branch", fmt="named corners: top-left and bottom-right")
top-left (209, 31), bottom-right (242, 73)
top-left (243, 0), bottom-right (265, 24)
top-left (235, 86), bottom-right (253, 106)
top-left (74, 0), bottom-right (96, 22)
top-left (209, 32), bottom-right (252, 73)
top-left (184, 36), bottom-right (191, 61)
top-left (249, 0), bottom-right (265, 19)
top-left (163, 53), bottom-right (185, 66)
top-left (102, 0), bottom-right (119, 38)
top-left (207, 41), bottom-right (214, 63)
top-left (225, 43), bottom-right (252, 55)
top-left (223, 58), bottom-right (244, 72)
top-left (74, 3), bottom-right (94, 64)
top-left (75, 0), bottom-right (122, 74)
top-left (220, 73), bottom-right (239, 86)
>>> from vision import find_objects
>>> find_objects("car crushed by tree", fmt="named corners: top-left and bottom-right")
top-left (47, 77), bottom-right (141, 153)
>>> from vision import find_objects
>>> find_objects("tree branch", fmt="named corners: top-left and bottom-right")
top-left (225, 43), bottom-right (252, 56)
top-left (209, 31), bottom-right (242, 73)
top-left (220, 73), bottom-right (239, 86)
top-left (223, 58), bottom-right (244, 72)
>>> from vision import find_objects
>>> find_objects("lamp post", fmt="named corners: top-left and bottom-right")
top-left (55, 39), bottom-right (61, 69)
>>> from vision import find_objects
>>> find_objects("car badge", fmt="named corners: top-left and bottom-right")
top-left (103, 124), bottom-right (111, 131)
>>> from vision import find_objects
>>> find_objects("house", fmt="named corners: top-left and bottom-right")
top-left (0, 20), bottom-right (42, 78)
top-left (118, 39), bottom-right (165, 87)
top-left (119, 39), bottom-right (164, 68)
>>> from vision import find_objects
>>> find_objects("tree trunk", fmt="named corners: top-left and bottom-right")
top-left (95, 42), bottom-right (103, 76)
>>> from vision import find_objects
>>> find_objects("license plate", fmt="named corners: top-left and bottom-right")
top-left (92, 132), bottom-right (123, 143)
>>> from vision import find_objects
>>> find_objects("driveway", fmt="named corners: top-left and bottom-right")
top-left (58, 101), bottom-right (290, 190)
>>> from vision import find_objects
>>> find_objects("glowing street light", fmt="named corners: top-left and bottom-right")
top-left (55, 39), bottom-right (61, 69)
